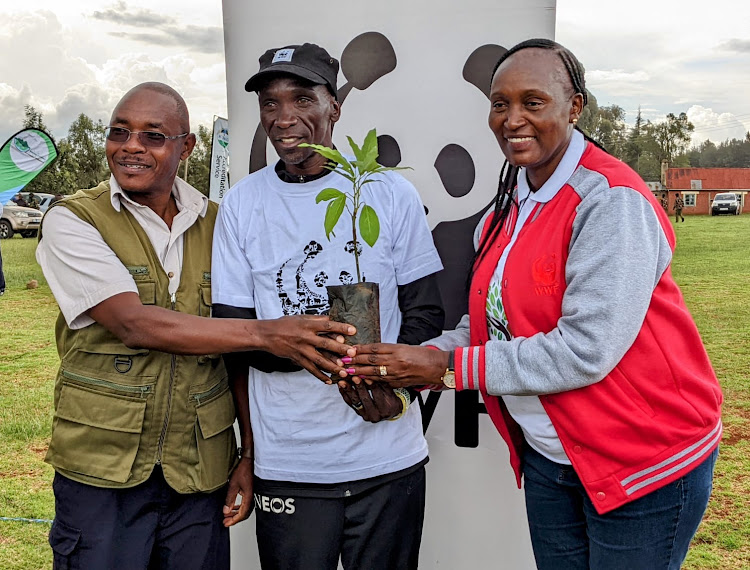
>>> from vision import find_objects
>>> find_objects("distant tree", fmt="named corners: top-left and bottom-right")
top-left (181, 124), bottom-right (212, 196)
top-left (585, 104), bottom-right (628, 157)
top-left (622, 107), bottom-right (644, 170)
top-left (20, 108), bottom-right (110, 195)
top-left (21, 106), bottom-right (68, 195)
top-left (65, 113), bottom-right (108, 189)
top-left (23, 105), bottom-right (51, 133)
top-left (686, 135), bottom-right (750, 168)
top-left (577, 90), bottom-right (599, 137)
top-left (645, 112), bottom-right (694, 164)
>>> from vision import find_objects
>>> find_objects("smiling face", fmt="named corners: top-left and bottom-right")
top-left (488, 49), bottom-right (583, 191)
top-left (258, 75), bottom-right (340, 176)
top-left (106, 87), bottom-right (195, 200)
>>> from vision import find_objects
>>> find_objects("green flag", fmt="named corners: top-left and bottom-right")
top-left (0, 128), bottom-right (58, 204)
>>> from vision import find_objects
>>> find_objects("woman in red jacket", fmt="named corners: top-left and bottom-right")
top-left (342, 39), bottom-right (721, 569)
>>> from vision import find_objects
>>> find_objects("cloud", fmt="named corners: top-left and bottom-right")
top-left (687, 105), bottom-right (749, 144)
top-left (91, 1), bottom-right (176, 27)
top-left (0, 9), bottom-right (226, 145)
top-left (718, 39), bottom-right (750, 53)
top-left (587, 69), bottom-right (650, 84)
top-left (0, 84), bottom-right (34, 141)
top-left (91, 2), bottom-right (222, 54)
top-left (109, 25), bottom-right (223, 55)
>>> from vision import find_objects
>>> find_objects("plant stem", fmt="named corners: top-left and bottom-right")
top-left (352, 180), bottom-right (362, 283)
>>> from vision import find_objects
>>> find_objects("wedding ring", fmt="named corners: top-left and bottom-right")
top-left (351, 401), bottom-right (363, 410)
top-left (378, 365), bottom-right (387, 377)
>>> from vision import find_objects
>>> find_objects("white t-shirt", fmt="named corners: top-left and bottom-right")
top-left (37, 176), bottom-right (208, 329)
top-left (486, 130), bottom-right (585, 465)
top-left (212, 164), bottom-right (443, 483)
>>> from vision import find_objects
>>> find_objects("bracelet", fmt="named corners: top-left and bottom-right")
top-left (387, 387), bottom-right (411, 421)
top-left (237, 446), bottom-right (254, 460)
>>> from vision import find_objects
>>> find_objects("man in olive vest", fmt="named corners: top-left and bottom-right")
top-left (37, 82), bottom-right (355, 570)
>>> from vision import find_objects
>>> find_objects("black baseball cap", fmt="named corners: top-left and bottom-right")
top-left (245, 43), bottom-right (339, 98)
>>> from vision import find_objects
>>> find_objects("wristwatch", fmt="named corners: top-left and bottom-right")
top-left (237, 446), bottom-right (254, 460)
top-left (441, 351), bottom-right (456, 389)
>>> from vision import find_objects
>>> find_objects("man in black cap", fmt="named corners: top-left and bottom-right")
top-left (212, 43), bottom-right (445, 569)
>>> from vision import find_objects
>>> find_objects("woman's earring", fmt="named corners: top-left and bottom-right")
top-left (572, 117), bottom-right (578, 124)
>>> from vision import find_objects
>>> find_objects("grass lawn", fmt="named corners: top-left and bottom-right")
top-left (1, 215), bottom-right (749, 569)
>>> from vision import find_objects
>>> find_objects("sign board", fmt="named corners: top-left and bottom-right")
top-left (209, 116), bottom-right (230, 203)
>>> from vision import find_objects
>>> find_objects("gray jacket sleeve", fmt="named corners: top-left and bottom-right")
top-left (482, 176), bottom-right (673, 396)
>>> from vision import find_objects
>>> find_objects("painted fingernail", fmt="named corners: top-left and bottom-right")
top-left (341, 357), bottom-right (352, 364)
top-left (346, 368), bottom-right (356, 374)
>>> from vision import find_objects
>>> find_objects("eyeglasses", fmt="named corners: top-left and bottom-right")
top-left (104, 127), bottom-right (189, 148)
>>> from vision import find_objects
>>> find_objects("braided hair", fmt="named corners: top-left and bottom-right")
top-left (470, 38), bottom-right (601, 280)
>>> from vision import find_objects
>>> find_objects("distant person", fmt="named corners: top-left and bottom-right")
top-left (27, 192), bottom-right (40, 209)
top-left (50, 193), bottom-right (64, 205)
top-left (674, 192), bottom-right (685, 222)
top-left (11, 193), bottom-right (28, 208)
top-left (37, 81), bottom-right (354, 570)
top-left (660, 192), bottom-right (668, 212)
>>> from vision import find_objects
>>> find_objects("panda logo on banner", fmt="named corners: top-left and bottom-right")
top-left (249, 34), bottom-right (510, 449)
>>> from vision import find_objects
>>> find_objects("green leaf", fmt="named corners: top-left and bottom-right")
top-left (360, 129), bottom-right (379, 172)
top-left (359, 205), bottom-right (380, 247)
top-left (346, 136), bottom-right (364, 163)
top-left (298, 143), bottom-right (355, 177)
top-left (316, 188), bottom-right (346, 203)
top-left (333, 167), bottom-right (356, 183)
top-left (324, 195), bottom-right (346, 240)
top-left (373, 165), bottom-right (413, 173)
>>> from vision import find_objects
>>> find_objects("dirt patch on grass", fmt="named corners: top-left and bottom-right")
top-left (0, 468), bottom-right (42, 478)
top-left (28, 443), bottom-right (48, 459)
top-left (721, 413), bottom-right (750, 446)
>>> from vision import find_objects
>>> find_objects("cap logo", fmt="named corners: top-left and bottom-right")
top-left (272, 48), bottom-right (294, 63)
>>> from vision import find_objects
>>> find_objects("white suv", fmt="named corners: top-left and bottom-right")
top-left (0, 204), bottom-right (43, 238)
top-left (711, 193), bottom-right (741, 216)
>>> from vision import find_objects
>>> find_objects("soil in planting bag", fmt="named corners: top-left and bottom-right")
top-left (327, 282), bottom-right (381, 345)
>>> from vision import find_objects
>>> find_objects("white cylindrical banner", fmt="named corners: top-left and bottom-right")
top-left (222, 2), bottom-right (555, 568)
top-left (209, 116), bottom-right (230, 204)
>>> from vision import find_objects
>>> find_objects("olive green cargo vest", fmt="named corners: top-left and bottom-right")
top-left (44, 181), bottom-right (236, 493)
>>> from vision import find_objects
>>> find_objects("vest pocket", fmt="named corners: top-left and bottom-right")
top-left (48, 380), bottom-right (150, 483)
top-left (190, 380), bottom-right (236, 489)
top-left (199, 284), bottom-right (212, 317)
top-left (135, 279), bottom-right (156, 305)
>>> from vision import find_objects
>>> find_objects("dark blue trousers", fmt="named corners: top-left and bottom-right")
top-left (522, 445), bottom-right (717, 570)
top-left (49, 467), bottom-right (229, 570)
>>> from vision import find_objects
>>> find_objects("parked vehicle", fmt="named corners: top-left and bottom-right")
top-left (0, 204), bottom-right (43, 238)
top-left (711, 193), bottom-right (741, 216)
top-left (6, 192), bottom-right (56, 213)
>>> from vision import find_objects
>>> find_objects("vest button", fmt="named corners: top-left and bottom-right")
top-left (503, 279), bottom-right (508, 287)
top-left (596, 492), bottom-right (606, 501)
top-left (477, 289), bottom-right (482, 295)
top-left (479, 340), bottom-right (484, 345)
top-left (573, 445), bottom-right (582, 454)
top-left (168, 271), bottom-right (175, 278)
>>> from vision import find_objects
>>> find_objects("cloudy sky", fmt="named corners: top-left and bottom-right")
top-left (1, 0), bottom-right (749, 148)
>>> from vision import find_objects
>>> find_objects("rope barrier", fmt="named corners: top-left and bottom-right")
top-left (0, 516), bottom-right (53, 525)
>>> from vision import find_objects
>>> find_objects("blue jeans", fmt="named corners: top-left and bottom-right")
top-left (522, 445), bottom-right (717, 570)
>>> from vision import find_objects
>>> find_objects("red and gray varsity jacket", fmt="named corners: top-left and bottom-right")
top-left (454, 144), bottom-right (722, 514)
